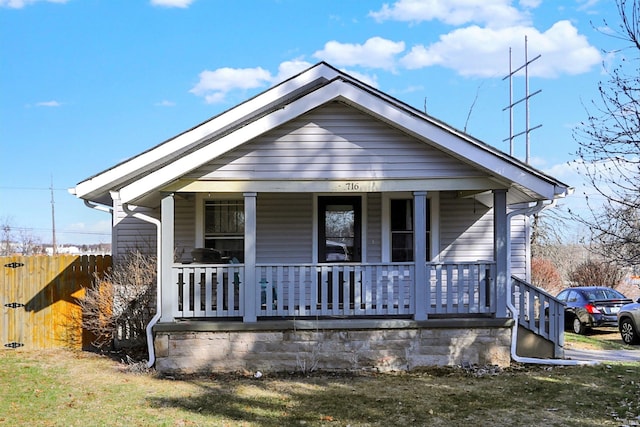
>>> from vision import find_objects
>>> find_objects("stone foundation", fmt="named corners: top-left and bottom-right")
top-left (153, 318), bottom-right (513, 374)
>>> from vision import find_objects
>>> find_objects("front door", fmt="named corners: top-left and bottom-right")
top-left (318, 196), bottom-right (361, 263)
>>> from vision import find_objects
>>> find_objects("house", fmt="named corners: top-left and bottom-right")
top-left (72, 62), bottom-right (569, 374)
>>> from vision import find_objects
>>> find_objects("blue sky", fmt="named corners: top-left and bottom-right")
top-left (0, 0), bottom-right (624, 245)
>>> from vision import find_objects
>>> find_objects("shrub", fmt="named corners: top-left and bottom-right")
top-left (79, 250), bottom-right (156, 351)
top-left (531, 258), bottom-right (564, 295)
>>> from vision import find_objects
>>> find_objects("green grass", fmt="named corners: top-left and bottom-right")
top-left (564, 327), bottom-right (635, 351)
top-left (1, 349), bottom-right (639, 426)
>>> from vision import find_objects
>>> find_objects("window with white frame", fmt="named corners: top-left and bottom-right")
top-left (390, 199), bottom-right (430, 262)
top-left (204, 200), bottom-right (244, 262)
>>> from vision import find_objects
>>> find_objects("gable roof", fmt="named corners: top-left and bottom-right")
top-left (72, 62), bottom-right (570, 207)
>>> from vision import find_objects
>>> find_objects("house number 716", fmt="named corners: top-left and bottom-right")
top-left (345, 182), bottom-right (360, 190)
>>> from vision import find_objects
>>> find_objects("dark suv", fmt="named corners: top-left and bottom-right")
top-left (555, 286), bottom-right (633, 334)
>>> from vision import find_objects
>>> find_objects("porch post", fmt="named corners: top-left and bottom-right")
top-left (413, 191), bottom-right (427, 320)
top-left (493, 189), bottom-right (508, 318)
top-left (160, 193), bottom-right (175, 322)
top-left (243, 192), bottom-right (257, 323)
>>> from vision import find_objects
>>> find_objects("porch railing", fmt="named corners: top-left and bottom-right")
top-left (173, 265), bottom-right (245, 318)
top-left (427, 262), bottom-right (495, 315)
top-left (511, 276), bottom-right (564, 357)
top-left (170, 261), bottom-right (496, 319)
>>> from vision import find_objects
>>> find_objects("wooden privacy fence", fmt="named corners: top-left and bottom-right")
top-left (1, 255), bottom-right (112, 350)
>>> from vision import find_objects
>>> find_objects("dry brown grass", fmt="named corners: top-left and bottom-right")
top-left (1, 347), bottom-right (639, 427)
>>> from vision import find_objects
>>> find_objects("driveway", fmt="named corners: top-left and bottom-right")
top-left (565, 348), bottom-right (640, 363)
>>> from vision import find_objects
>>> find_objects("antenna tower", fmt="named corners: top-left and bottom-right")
top-left (503, 36), bottom-right (542, 164)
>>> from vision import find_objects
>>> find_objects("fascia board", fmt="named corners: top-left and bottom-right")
top-left (74, 63), bottom-right (341, 200)
top-left (118, 79), bottom-right (349, 203)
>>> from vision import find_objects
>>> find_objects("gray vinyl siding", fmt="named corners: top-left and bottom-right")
top-left (366, 193), bottom-right (382, 263)
top-left (187, 101), bottom-right (483, 181)
top-left (509, 214), bottom-right (529, 280)
top-left (256, 193), bottom-right (313, 263)
top-left (175, 195), bottom-right (195, 263)
top-left (112, 199), bottom-right (158, 260)
top-left (438, 192), bottom-right (494, 262)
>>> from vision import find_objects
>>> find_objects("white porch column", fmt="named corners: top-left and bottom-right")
top-left (160, 193), bottom-right (175, 322)
top-left (413, 191), bottom-right (427, 321)
top-left (243, 192), bottom-right (257, 323)
top-left (493, 189), bottom-right (508, 318)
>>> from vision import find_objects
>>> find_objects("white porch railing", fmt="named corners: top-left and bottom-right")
top-left (427, 262), bottom-right (496, 315)
top-left (171, 261), bottom-right (496, 319)
top-left (173, 265), bottom-right (244, 318)
top-left (256, 263), bottom-right (415, 317)
top-left (511, 276), bottom-right (564, 357)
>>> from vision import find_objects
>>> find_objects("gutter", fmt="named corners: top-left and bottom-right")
top-left (122, 203), bottom-right (162, 369)
top-left (506, 201), bottom-right (594, 366)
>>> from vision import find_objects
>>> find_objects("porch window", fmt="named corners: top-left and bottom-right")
top-left (390, 199), bottom-right (430, 262)
top-left (204, 200), bottom-right (244, 262)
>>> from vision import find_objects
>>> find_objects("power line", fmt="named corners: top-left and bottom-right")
top-left (3, 226), bottom-right (109, 236)
top-left (0, 186), bottom-right (69, 191)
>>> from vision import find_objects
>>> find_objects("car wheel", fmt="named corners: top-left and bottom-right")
top-left (572, 317), bottom-right (587, 334)
top-left (619, 318), bottom-right (640, 345)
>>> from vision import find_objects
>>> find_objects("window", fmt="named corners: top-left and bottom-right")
top-left (390, 199), bottom-right (430, 262)
top-left (204, 200), bottom-right (244, 262)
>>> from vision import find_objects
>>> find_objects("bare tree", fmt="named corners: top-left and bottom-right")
top-left (0, 217), bottom-right (42, 256)
top-left (0, 218), bottom-right (12, 256)
top-left (569, 260), bottom-right (625, 289)
top-left (571, 0), bottom-right (640, 267)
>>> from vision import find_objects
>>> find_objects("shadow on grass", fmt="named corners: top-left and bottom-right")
top-left (146, 374), bottom-right (398, 426)
top-left (144, 365), bottom-right (640, 426)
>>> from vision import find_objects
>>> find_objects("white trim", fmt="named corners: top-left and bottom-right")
top-left (429, 192), bottom-right (440, 262)
top-left (164, 177), bottom-right (503, 194)
top-left (382, 192), bottom-right (439, 263)
top-left (195, 193), bottom-right (244, 248)
top-left (361, 194), bottom-right (368, 263)
top-left (195, 194), bottom-right (204, 248)
top-left (312, 196), bottom-right (318, 263)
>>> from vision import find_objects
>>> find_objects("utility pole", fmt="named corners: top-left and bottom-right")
top-left (50, 175), bottom-right (57, 255)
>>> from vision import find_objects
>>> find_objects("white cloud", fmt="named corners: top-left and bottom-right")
top-left (150, 0), bottom-right (194, 8)
top-left (272, 59), bottom-right (314, 84)
top-left (313, 37), bottom-right (405, 71)
top-left (35, 100), bottom-right (62, 107)
top-left (189, 60), bottom-right (381, 104)
top-left (154, 100), bottom-right (175, 107)
top-left (341, 69), bottom-right (379, 87)
top-left (369, 0), bottom-right (529, 28)
top-left (189, 67), bottom-right (272, 104)
top-left (400, 21), bottom-right (601, 78)
top-left (519, 0), bottom-right (541, 8)
top-left (0, 0), bottom-right (66, 8)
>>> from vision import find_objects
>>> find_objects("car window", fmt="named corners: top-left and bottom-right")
top-left (592, 288), bottom-right (627, 300)
top-left (567, 290), bottom-right (579, 302)
top-left (556, 290), bottom-right (569, 301)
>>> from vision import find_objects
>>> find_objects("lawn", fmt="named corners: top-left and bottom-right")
top-left (0, 348), bottom-right (639, 427)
